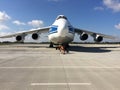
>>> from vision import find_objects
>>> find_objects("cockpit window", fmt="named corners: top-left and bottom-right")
top-left (56, 15), bottom-right (67, 20)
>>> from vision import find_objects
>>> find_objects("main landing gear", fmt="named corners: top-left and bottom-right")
top-left (49, 42), bottom-right (53, 48)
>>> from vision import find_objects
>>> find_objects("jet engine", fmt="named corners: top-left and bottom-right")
top-left (32, 33), bottom-right (39, 40)
top-left (80, 32), bottom-right (88, 41)
top-left (16, 35), bottom-right (25, 42)
top-left (94, 35), bottom-right (103, 42)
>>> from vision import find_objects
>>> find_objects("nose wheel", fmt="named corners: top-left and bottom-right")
top-left (56, 44), bottom-right (70, 54)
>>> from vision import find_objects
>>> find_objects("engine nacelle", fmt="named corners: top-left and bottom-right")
top-left (94, 35), bottom-right (103, 42)
top-left (16, 35), bottom-right (24, 42)
top-left (80, 32), bottom-right (88, 41)
top-left (32, 33), bottom-right (39, 40)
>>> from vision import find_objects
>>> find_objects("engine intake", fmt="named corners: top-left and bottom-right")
top-left (32, 33), bottom-right (39, 40)
top-left (94, 35), bottom-right (103, 42)
top-left (80, 33), bottom-right (88, 41)
top-left (16, 35), bottom-right (22, 41)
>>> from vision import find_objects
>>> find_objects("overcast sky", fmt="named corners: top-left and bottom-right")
top-left (0, 0), bottom-right (120, 42)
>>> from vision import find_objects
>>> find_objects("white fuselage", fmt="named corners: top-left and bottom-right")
top-left (48, 17), bottom-right (75, 44)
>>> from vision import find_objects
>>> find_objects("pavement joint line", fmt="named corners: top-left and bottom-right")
top-left (30, 83), bottom-right (92, 86)
top-left (0, 66), bottom-right (120, 69)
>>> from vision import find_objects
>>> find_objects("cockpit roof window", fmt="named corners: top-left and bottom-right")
top-left (56, 15), bottom-right (67, 20)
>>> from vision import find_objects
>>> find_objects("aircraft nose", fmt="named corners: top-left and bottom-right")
top-left (59, 25), bottom-right (68, 37)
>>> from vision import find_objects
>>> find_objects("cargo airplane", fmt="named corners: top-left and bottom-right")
top-left (0, 15), bottom-right (114, 47)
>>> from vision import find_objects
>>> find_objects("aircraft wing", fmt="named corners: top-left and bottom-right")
top-left (74, 27), bottom-right (115, 39)
top-left (0, 26), bottom-right (50, 38)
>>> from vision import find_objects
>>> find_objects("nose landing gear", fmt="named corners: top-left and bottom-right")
top-left (56, 44), bottom-right (69, 54)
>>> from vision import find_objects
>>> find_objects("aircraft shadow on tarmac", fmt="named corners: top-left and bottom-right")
top-left (69, 46), bottom-right (117, 53)
top-left (17, 45), bottom-right (47, 48)
top-left (15, 44), bottom-right (118, 53)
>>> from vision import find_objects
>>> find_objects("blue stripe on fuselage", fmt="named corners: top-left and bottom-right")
top-left (49, 25), bottom-right (58, 34)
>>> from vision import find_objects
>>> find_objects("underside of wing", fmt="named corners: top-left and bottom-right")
top-left (0, 26), bottom-right (50, 42)
top-left (74, 28), bottom-right (115, 42)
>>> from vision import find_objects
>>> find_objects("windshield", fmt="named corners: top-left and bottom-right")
top-left (56, 15), bottom-right (68, 20)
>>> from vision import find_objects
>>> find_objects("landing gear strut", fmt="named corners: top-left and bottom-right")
top-left (49, 42), bottom-right (53, 48)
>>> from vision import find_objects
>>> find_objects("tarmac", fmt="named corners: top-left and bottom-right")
top-left (0, 43), bottom-right (120, 90)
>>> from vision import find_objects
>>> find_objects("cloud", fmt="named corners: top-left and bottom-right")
top-left (28, 20), bottom-right (44, 28)
top-left (0, 11), bottom-right (10, 30)
top-left (13, 20), bottom-right (26, 25)
top-left (0, 24), bottom-right (9, 30)
top-left (94, 7), bottom-right (104, 11)
top-left (103, 0), bottom-right (120, 12)
top-left (0, 32), bottom-right (11, 36)
top-left (115, 23), bottom-right (120, 30)
top-left (0, 11), bottom-right (11, 22)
